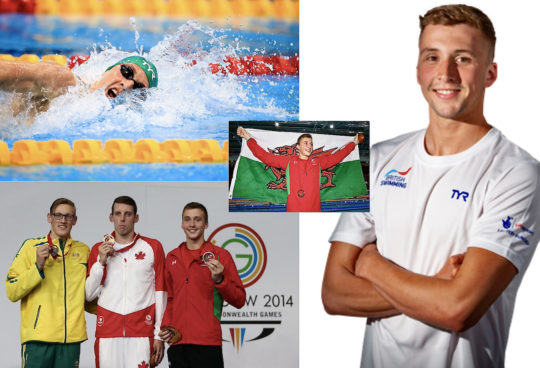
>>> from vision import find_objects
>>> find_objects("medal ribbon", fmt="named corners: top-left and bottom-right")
top-left (108, 232), bottom-right (141, 253)
top-left (47, 233), bottom-right (71, 258)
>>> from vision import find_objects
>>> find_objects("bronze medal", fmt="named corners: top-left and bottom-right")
top-left (202, 252), bottom-right (215, 264)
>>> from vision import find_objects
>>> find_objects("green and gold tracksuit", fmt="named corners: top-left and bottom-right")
top-left (6, 234), bottom-right (90, 367)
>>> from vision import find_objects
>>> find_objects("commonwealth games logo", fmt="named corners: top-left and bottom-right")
top-left (209, 223), bottom-right (284, 354)
top-left (208, 223), bottom-right (267, 288)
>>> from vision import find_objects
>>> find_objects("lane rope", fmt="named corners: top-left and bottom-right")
top-left (0, 0), bottom-right (299, 18)
top-left (0, 54), bottom-right (299, 76)
top-left (0, 139), bottom-right (229, 165)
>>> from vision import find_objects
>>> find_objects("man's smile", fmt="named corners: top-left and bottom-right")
top-left (430, 86), bottom-right (462, 100)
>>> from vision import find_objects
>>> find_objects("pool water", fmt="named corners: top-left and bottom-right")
top-left (0, 14), bottom-right (298, 180)
top-left (0, 162), bottom-right (228, 181)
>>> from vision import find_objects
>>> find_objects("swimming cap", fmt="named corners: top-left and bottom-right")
top-left (106, 56), bottom-right (158, 88)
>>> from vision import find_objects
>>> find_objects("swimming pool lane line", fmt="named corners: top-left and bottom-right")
top-left (0, 54), bottom-right (299, 76)
top-left (0, 138), bottom-right (229, 165)
top-left (0, 0), bottom-right (299, 19)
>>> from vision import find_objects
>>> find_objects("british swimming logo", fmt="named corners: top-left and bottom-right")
top-left (380, 167), bottom-right (412, 189)
top-left (497, 216), bottom-right (535, 245)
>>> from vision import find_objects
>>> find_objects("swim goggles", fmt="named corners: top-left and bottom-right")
top-left (120, 64), bottom-right (145, 89)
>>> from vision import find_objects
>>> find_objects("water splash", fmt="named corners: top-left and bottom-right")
top-left (130, 16), bottom-right (143, 55)
top-left (0, 20), bottom-right (298, 143)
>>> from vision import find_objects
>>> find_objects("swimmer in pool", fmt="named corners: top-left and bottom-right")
top-left (0, 55), bottom-right (158, 120)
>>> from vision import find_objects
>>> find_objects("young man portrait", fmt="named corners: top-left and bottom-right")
top-left (321, 4), bottom-right (539, 368)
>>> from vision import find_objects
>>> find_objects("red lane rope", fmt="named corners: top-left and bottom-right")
top-left (0, 0), bottom-right (35, 13)
top-left (68, 54), bottom-right (299, 76)
top-left (209, 55), bottom-right (298, 75)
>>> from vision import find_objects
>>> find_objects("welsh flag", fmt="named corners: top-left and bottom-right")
top-left (229, 128), bottom-right (367, 203)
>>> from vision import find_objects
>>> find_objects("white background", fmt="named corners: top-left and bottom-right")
top-left (300, 1), bottom-right (540, 367)
top-left (1, 182), bottom-right (298, 367)
top-left (1, 1), bottom-right (539, 367)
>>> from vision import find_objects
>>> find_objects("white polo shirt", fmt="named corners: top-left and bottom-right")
top-left (330, 128), bottom-right (540, 368)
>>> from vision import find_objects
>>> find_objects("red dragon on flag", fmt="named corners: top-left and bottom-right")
top-left (263, 143), bottom-right (339, 191)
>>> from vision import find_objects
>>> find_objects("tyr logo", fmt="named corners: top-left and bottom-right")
top-left (451, 189), bottom-right (469, 202)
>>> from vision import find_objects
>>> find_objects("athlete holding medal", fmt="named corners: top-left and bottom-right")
top-left (6, 198), bottom-right (90, 368)
top-left (86, 196), bottom-right (166, 368)
top-left (160, 202), bottom-right (246, 368)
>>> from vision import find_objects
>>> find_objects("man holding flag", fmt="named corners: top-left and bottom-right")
top-left (237, 126), bottom-right (362, 212)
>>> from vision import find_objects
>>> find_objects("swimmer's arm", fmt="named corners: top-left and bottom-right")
top-left (246, 137), bottom-right (289, 169)
top-left (322, 241), bottom-right (399, 317)
top-left (0, 60), bottom-right (75, 95)
top-left (355, 244), bottom-right (516, 332)
top-left (318, 141), bottom-right (356, 170)
top-left (237, 126), bottom-right (290, 169)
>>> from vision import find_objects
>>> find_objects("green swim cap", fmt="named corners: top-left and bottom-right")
top-left (106, 56), bottom-right (158, 88)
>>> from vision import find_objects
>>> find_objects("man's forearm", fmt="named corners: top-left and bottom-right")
top-left (247, 138), bottom-right (287, 169)
top-left (356, 246), bottom-right (516, 332)
top-left (85, 262), bottom-right (104, 301)
top-left (154, 290), bottom-right (167, 338)
top-left (322, 242), bottom-right (399, 317)
top-left (320, 142), bottom-right (355, 170)
top-left (358, 252), bottom-right (454, 327)
top-left (6, 263), bottom-right (43, 302)
top-left (322, 265), bottom-right (398, 317)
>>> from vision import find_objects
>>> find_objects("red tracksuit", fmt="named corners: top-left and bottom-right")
top-left (247, 138), bottom-right (356, 212)
top-left (161, 241), bottom-right (246, 346)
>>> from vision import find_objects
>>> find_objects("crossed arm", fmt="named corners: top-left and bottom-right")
top-left (322, 241), bottom-right (517, 332)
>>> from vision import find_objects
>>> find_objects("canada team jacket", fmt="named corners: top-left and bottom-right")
top-left (247, 138), bottom-right (356, 211)
top-left (86, 233), bottom-right (166, 339)
top-left (6, 234), bottom-right (90, 344)
top-left (162, 241), bottom-right (246, 346)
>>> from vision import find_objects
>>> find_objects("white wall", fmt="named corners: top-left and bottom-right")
top-left (300, 1), bottom-right (540, 367)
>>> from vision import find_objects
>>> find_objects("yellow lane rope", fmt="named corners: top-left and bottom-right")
top-left (0, 139), bottom-right (229, 165)
top-left (33, 0), bottom-right (298, 18)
